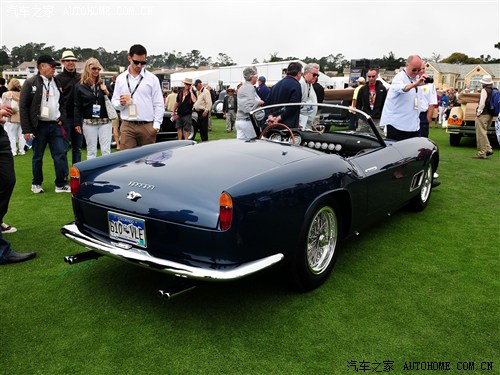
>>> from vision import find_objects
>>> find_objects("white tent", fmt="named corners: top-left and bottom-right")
top-left (170, 69), bottom-right (220, 88)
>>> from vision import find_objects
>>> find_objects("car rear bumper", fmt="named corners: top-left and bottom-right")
top-left (61, 223), bottom-right (284, 281)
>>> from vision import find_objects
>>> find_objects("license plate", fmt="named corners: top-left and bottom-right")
top-left (108, 211), bottom-right (147, 248)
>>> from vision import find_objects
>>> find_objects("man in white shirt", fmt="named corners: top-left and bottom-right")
top-left (299, 63), bottom-right (319, 130)
top-left (380, 55), bottom-right (431, 140)
top-left (112, 44), bottom-right (164, 150)
top-left (417, 62), bottom-right (437, 138)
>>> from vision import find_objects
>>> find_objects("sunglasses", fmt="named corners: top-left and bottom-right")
top-left (132, 59), bottom-right (148, 66)
top-left (411, 68), bottom-right (422, 73)
top-left (312, 73), bottom-right (319, 77)
top-left (367, 75), bottom-right (376, 78)
top-left (91, 67), bottom-right (101, 71)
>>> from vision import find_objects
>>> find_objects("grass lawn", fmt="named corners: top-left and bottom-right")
top-left (1, 119), bottom-right (498, 374)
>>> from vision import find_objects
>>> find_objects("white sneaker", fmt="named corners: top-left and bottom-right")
top-left (31, 184), bottom-right (44, 194)
top-left (1, 222), bottom-right (17, 234)
top-left (55, 185), bottom-right (71, 193)
top-left (433, 172), bottom-right (439, 179)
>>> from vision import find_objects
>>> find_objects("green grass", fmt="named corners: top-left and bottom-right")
top-left (1, 120), bottom-right (498, 374)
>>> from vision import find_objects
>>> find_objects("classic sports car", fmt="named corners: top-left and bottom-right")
top-left (62, 103), bottom-right (439, 297)
top-left (156, 111), bottom-right (198, 142)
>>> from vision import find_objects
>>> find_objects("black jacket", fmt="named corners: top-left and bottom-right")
top-left (222, 95), bottom-right (238, 113)
top-left (56, 69), bottom-right (81, 119)
top-left (74, 82), bottom-right (110, 125)
top-left (19, 74), bottom-right (66, 134)
top-left (356, 80), bottom-right (387, 119)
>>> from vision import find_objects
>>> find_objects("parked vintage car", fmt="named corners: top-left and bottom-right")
top-left (156, 111), bottom-right (198, 142)
top-left (62, 103), bottom-right (439, 297)
top-left (446, 92), bottom-right (497, 146)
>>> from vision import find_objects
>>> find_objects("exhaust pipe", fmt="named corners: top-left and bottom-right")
top-left (158, 282), bottom-right (197, 300)
top-left (64, 250), bottom-right (102, 265)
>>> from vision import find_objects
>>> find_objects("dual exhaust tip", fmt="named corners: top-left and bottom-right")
top-left (64, 250), bottom-right (196, 299)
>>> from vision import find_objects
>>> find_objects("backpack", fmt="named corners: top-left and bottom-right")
top-left (488, 87), bottom-right (500, 116)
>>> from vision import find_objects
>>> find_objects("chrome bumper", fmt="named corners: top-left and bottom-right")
top-left (61, 223), bottom-right (284, 281)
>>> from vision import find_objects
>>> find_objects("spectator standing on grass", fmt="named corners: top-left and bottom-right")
top-left (380, 55), bottom-right (430, 141)
top-left (417, 62), bottom-right (437, 138)
top-left (256, 76), bottom-right (270, 101)
top-left (349, 77), bottom-right (365, 131)
top-left (380, 54), bottom-right (440, 188)
top-left (266, 61), bottom-right (303, 128)
top-left (223, 87), bottom-right (237, 132)
top-left (165, 87), bottom-right (178, 112)
top-left (74, 58), bottom-right (113, 159)
top-left (172, 78), bottom-right (197, 140)
top-left (0, 105), bottom-right (19, 235)
top-left (0, 106), bottom-right (37, 263)
top-left (20, 55), bottom-right (70, 194)
top-left (356, 69), bottom-right (387, 134)
top-left (107, 73), bottom-right (121, 150)
top-left (472, 75), bottom-right (495, 159)
top-left (56, 50), bottom-right (82, 168)
top-left (1, 78), bottom-right (26, 156)
top-left (111, 44), bottom-right (164, 150)
top-left (299, 63), bottom-right (319, 130)
top-left (193, 79), bottom-right (212, 142)
top-left (438, 90), bottom-right (449, 125)
top-left (235, 66), bottom-right (264, 140)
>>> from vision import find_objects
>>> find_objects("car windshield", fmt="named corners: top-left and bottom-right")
top-left (250, 102), bottom-right (387, 158)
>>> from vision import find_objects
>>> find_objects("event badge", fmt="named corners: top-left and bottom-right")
top-left (92, 104), bottom-right (101, 118)
top-left (40, 106), bottom-right (50, 119)
top-left (128, 104), bottom-right (137, 118)
top-left (414, 97), bottom-right (419, 110)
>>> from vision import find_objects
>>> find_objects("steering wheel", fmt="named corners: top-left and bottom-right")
top-left (259, 123), bottom-right (296, 145)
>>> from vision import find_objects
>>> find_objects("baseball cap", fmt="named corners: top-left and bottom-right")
top-left (194, 79), bottom-right (203, 86)
top-left (37, 55), bottom-right (61, 66)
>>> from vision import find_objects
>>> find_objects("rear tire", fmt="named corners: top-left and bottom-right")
top-left (292, 199), bottom-right (341, 291)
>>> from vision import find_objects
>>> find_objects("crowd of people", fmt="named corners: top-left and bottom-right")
top-left (0, 51), bottom-right (498, 265)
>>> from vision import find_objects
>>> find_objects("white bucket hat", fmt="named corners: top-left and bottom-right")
top-left (479, 75), bottom-right (493, 85)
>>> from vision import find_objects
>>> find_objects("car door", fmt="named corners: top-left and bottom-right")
top-left (348, 144), bottom-right (407, 220)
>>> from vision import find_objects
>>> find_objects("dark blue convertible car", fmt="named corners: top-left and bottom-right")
top-left (62, 103), bottom-right (439, 296)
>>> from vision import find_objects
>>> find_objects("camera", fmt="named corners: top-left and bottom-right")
top-left (424, 77), bottom-right (434, 84)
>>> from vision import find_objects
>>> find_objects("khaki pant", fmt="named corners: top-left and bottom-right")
top-left (475, 113), bottom-right (493, 156)
top-left (120, 121), bottom-right (156, 150)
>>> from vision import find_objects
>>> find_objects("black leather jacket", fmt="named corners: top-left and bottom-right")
top-left (74, 82), bottom-right (110, 125)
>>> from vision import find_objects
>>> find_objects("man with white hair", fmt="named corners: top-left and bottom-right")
top-left (299, 63), bottom-right (319, 129)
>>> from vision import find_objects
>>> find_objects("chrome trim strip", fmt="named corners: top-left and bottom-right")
top-left (61, 223), bottom-right (284, 281)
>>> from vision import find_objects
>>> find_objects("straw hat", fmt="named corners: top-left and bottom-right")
top-left (61, 50), bottom-right (78, 61)
top-left (479, 75), bottom-right (493, 85)
top-left (183, 78), bottom-right (193, 85)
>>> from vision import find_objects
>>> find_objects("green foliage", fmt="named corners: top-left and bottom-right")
top-left (1, 122), bottom-right (497, 374)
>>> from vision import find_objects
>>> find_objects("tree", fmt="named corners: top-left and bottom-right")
top-left (379, 51), bottom-right (405, 70)
top-left (0, 46), bottom-right (10, 66)
top-left (440, 52), bottom-right (480, 64)
top-left (214, 53), bottom-right (235, 67)
top-left (10, 43), bottom-right (55, 66)
top-left (252, 58), bottom-right (259, 64)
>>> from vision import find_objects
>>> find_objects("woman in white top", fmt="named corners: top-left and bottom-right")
top-left (235, 66), bottom-right (264, 140)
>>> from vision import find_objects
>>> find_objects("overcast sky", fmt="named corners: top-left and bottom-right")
top-left (1, 0), bottom-right (499, 66)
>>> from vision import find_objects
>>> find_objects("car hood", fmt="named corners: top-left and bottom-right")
top-left (78, 140), bottom-right (318, 228)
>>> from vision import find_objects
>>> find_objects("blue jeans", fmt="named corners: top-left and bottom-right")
top-left (0, 229), bottom-right (13, 261)
top-left (32, 121), bottom-right (68, 187)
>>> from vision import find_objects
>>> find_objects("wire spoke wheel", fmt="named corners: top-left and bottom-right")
top-left (306, 206), bottom-right (338, 275)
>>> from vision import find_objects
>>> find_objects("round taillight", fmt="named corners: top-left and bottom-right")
top-left (219, 192), bottom-right (233, 231)
top-left (69, 166), bottom-right (80, 195)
